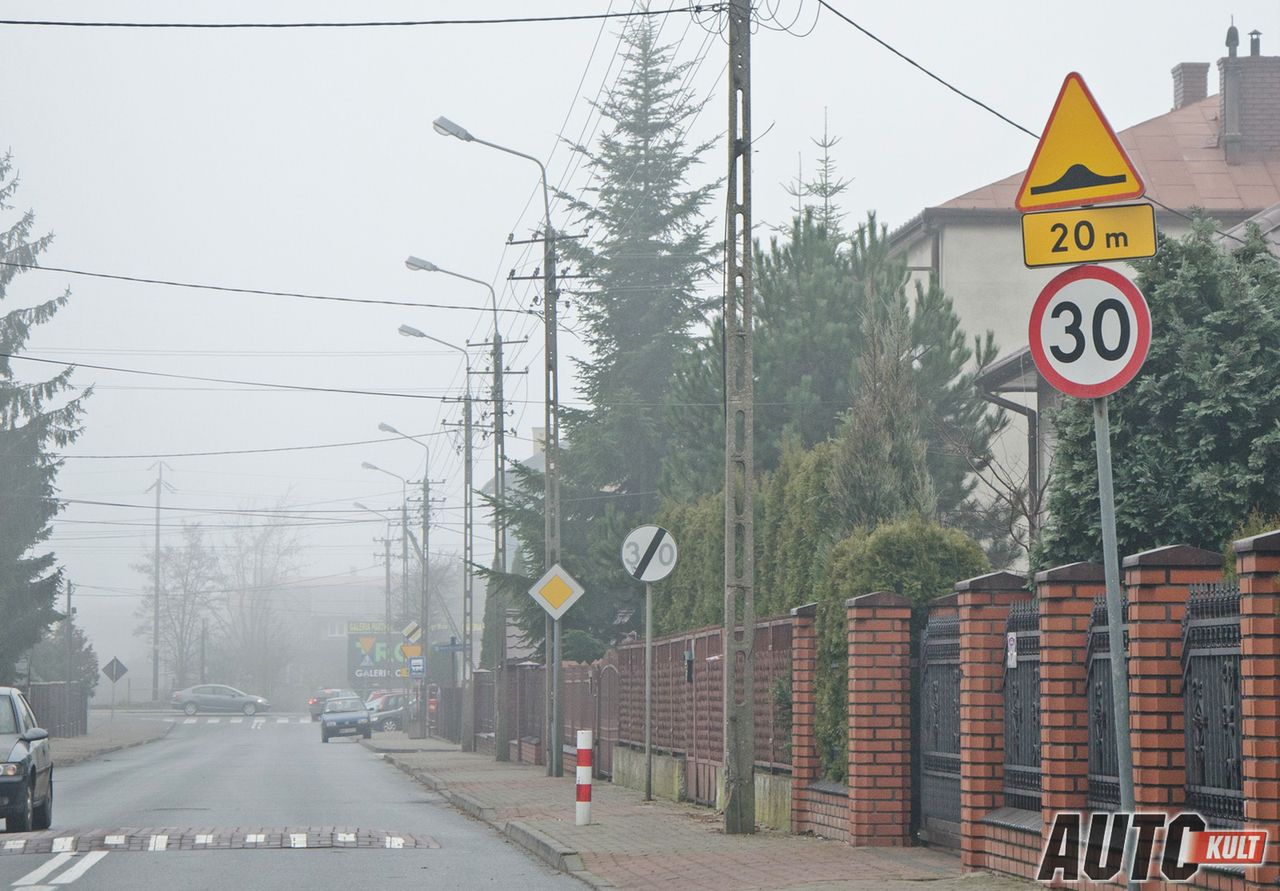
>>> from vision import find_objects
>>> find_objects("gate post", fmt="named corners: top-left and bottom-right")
top-left (1034, 563), bottom-right (1104, 830)
top-left (956, 571), bottom-right (1029, 869)
top-left (1121, 545), bottom-right (1220, 813)
top-left (789, 603), bottom-right (819, 835)
top-left (1233, 530), bottom-right (1280, 891)
top-left (846, 591), bottom-right (912, 846)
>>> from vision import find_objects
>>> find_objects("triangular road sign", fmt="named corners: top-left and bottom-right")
top-left (1015, 72), bottom-right (1144, 212)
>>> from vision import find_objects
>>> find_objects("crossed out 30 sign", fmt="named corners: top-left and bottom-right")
top-left (1028, 265), bottom-right (1151, 399)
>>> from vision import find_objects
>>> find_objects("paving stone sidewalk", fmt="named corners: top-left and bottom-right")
top-left (362, 736), bottom-right (1034, 890)
top-left (48, 712), bottom-right (173, 766)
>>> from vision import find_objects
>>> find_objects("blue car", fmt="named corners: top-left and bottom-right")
top-left (1, 687), bottom-right (52, 832)
top-left (319, 696), bottom-right (371, 743)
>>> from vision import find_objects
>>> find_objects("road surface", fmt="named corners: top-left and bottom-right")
top-left (0, 714), bottom-right (577, 890)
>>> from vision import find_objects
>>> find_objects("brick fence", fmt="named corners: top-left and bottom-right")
top-left (790, 533), bottom-right (1280, 891)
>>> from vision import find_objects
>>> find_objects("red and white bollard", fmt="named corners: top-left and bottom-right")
top-left (575, 729), bottom-right (593, 826)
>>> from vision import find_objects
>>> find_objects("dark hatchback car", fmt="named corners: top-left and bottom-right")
top-left (0, 687), bottom-right (52, 833)
top-left (171, 684), bottom-right (270, 716)
top-left (319, 697), bottom-right (370, 742)
top-left (308, 688), bottom-right (356, 722)
top-left (366, 693), bottom-right (411, 732)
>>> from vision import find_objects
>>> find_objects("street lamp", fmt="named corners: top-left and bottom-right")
top-left (433, 115), bottom-right (564, 776)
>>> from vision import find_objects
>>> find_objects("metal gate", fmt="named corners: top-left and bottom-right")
top-left (918, 611), bottom-right (961, 849)
top-left (1002, 600), bottom-right (1041, 812)
top-left (1181, 583), bottom-right (1243, 828)
top-left (1087, 596), bottom-right (1126, 812)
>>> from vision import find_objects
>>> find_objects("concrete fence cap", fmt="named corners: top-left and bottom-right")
top-left (1233, 528), bottom-right (1280, 555)
top-left (790, 602), bottom-right (818, 618)
top-left (953, 570), bottom-right (1027, 593)
top-left (1120, 543), bottom-right (1221, 569)
top-left (1033, 561), bottom-right (1105, 584)
top-left (844, 590), bottom-right (909, 609)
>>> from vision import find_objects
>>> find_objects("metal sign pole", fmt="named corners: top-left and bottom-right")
top-left (1093, 396), bottom-right (1137, 887)
top-left (644, 581), bottom-right (653, 801)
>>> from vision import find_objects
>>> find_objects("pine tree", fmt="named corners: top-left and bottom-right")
top-left (557, 13), bottom-right (719, 505)
top-left (0, 154), bottom-right (88, 684)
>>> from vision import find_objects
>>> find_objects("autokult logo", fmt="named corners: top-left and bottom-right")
top-left (1037, 812), bottom-right (1268, 883)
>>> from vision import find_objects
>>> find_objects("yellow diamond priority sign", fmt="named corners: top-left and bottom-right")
top-left (529, 563), bottom-right (585, 621)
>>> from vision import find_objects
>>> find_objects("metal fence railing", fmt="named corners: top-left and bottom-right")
top-left (1002, 600), bottom-right (1042, 813)
top-left (26, 682), bottom-right (88, 738)
top-left (1087, 595), bottom-right (1128, 812)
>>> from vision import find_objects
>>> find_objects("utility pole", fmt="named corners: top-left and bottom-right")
top-left (382, 527), bottom-right (393, 668)
top-left (401, 501), bottom-right (410, 624)
top-left (200, 620), bottom-right (207, 684)
top-left (460, 390), bottom-right (476, 750)
top-left (491, 329), bottom-right (511, 762)
top-left (421, 473), bottom-right (432, 736)
top-left (543, 223), bottom-right (565, 779)
top-left (722, 0), bottom-right (757, 834)
top-left (145, 462), bottom-right (174, 702)
top-left (64, 579), bottom-right (73, 698)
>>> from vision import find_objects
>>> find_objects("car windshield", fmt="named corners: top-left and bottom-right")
top-left (325, 698), bottom-right (363, 713)
top-left (0, 698), bottom-right (17, 735)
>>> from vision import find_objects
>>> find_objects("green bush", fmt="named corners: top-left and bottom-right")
top-left (814, 516), bottom-right (988, 782)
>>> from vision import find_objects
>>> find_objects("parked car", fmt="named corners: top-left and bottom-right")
top-left (0, 687), bottom-right (52, 832)
top-left (308, 688), bottom-right (357, 722)
top-left (171, 685), bottom-right (270, 716)
top-left (319, 696), bottom-right (371, 742)
top-left (367, 693), bottom-right (410, 732)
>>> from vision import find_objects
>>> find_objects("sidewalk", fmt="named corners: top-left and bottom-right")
top-left (48, 711), bottom-right (173, 766)
top-left (362, 735), bottom-right (1034, 890)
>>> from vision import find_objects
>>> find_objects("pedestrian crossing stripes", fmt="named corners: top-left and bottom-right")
top-left (163, 716), bottom-right (312, 725)
top-left (0, 829), bottom-right (437, 856)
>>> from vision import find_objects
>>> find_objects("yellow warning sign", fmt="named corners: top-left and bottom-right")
top-left (1015, 73), bottom-right (1144, 212)
top-left (1022, 203), bottom-right (1156, 268)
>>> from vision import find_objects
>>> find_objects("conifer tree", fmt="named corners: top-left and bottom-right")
top-left (0, 154), bottom-right (88, 683)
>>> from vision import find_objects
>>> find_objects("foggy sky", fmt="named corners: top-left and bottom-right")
top-left (0, 0), bottom-right (1268, 677)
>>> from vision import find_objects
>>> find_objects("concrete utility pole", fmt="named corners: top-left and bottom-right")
top-left (145, 462), bottom-right (173, 702)
top-left (200, 620), bottom-right (207, 684)
top-left (420, 472), bottom-right (431, 736)
top-left (722, 0), bottom-right (757, 834)
top-left (402, 501), bottom-right (410, 624)
top-left (543, 222), bottom-right (564, 779)
top-left (64, 580), bottom-right (73, 697)
top-left (459, 391), bottom-right (475, 749)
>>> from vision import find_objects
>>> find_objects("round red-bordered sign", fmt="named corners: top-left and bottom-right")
top-left (1029, 265), bottom-right (1151, 398)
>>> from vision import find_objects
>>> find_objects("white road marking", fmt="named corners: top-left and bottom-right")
top-left (13, 852), bottom-right (73, 885)
top-left (50, 838), bottom-right (75, 853)
top-left (162, 717), bottom-right (175, 723)
top-left (147, 835), bottom-right (167, 852)
top-left (288, 834), bottom-right (307, 848)
top-left (104, 835), bottom-right (126, 846)
top-left (182, 718), bottom-right (196, 725)
top-left (245, 834), bottom-right (265, 845)
top-left (229, 717), bottom-right (243, 724)
top-left (275, 717), bottom-right (288, 724)
top-left (335, 832), bottom-right (355, 844)
top-left (3, 839), bottom-right (25, 851)
top-left (50, 850), bottom-right (109, 884)
top-left (384, 836), bottom-right (404, 849)
top-left (206, 718), bottom-right (220, 724)
top-left (194, 834), bottom-right (213, 846)
top-left (251, 718), bottom-right (265, 731)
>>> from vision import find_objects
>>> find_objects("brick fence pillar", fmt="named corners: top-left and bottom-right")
top-left (1234, 530), bottom-right (1280, 891)
top-left (957, 571), bottom-right (1030, 869)
top-left (1035, 562), bottom-right (1105, 833)
top-left (846, 591), bottom-right (912, 846)
top-left (790, 602), bottom-right (819, 834)
top-left (1122, 545), bottom-right (1221, 815)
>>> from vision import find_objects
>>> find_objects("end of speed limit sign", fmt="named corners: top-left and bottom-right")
top-left (1029, 264), bottom-right (1151, 398)
top-left (621, 525), bottom-right (678, 583)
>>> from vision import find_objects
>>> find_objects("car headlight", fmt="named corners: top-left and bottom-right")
top-left (0, 764), bottom-right (19, 777)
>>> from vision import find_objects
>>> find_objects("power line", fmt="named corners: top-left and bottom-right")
top-left (55, 431), bottom-right (449, 460)
top-left (0, 7), bottom-right (721, 30)
top-left (0, 261), bottom-right (539, 316)
top-left (4, 352), bottom-right (446, 401)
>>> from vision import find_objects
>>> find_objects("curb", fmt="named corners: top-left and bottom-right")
top-left (53, 721), bottom-right (176, 768)
top-left (371, 749), bottom-right (610, 888)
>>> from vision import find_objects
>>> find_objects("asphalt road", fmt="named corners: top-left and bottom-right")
top-left (0, 714), bottom-right (578, 890)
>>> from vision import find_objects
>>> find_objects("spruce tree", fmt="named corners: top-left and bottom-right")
top-left (0, 153), bottom-right (88, 683)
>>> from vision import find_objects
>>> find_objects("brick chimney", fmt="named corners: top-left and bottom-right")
top-left (1172, 62), bottom-right (1210, 109)
top-left (1220, 27), bottom-right (1280, 163)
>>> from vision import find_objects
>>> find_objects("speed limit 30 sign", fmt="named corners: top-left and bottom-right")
top-left (1029, 264), bottom-right (1151, 398)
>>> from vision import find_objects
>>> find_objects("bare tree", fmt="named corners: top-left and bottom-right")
top-left (213, 513), bottom-right (300, 696)
top-left (133, 523), bottom-right (218, 691)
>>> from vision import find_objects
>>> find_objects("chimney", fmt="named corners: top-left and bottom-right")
top-left (1172, 62), bottom-right (1210, 109)
top-left (1219, 26), bottom-right (1280, 163)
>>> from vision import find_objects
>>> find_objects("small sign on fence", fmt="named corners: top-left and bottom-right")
top-left (1006, 633), bottom-right (1018, 668)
